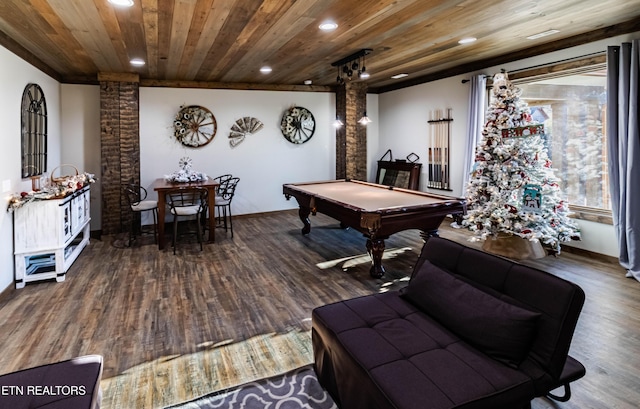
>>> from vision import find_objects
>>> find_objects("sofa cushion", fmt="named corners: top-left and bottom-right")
top-left (312, 292), bottom-right (535, 409)
top-left (402, 260), bottom-right (540, 367)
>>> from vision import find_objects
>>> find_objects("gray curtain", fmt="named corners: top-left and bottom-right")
top-left (462, 74), bottom-right (487, 191)
top-left (607, 40), bottom-right (640, 281)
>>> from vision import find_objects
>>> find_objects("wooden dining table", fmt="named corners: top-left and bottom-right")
top-left (152, 177), bottom-right (220, 250)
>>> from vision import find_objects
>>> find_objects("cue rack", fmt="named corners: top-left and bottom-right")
top-left (427, 108), bottom-right (453, 190)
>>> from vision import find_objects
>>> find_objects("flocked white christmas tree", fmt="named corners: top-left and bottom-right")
top-left (462, 72), bottom-right (580, 253)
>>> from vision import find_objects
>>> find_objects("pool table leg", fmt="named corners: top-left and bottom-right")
top-left (298, 206), bottom-right (312, 235)
top-left (366, 238), bottom-right (386, 278)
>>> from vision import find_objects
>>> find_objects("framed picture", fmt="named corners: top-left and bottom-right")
top-left (523, 184), bottom-right (542, 212)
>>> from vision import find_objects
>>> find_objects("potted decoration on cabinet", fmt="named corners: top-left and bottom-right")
top-left (7, 165), bottom-right (96, 213)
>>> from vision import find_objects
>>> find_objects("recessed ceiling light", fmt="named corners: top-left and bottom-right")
top-left (130, 58), bottom-right (145, 66)
top-left (391, 73), bottom-right (408, 79)
top-left (109, 0), bottom-right (134, 6)
top-left (458, 37), bottom-right (477, 44)
top-left (304, 80), bottom-right (313, 85)
top-left (319, 21), bottom-right (338, 31)
top-left (260, 66), bottom-right (272, 74)
top-left (360, 72), bottom-right (370, 79)
top-left (526, 29), bottom-right (560, 40)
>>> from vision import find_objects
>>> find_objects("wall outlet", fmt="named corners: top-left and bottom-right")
top-left (2, 180), bottom-right (11, 193)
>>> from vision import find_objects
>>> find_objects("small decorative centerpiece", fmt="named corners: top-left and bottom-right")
top-left (7, 166), bottom-right (96, 213)
top-left (164, 157), bottom-right (207, 183)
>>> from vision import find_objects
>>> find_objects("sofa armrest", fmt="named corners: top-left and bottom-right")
top-left (545, 355), bottom-right (585, 402)
top-left (0, 355), bottom-right (103, 409)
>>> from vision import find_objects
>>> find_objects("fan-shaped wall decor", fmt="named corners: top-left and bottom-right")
top-left (229, 116), bottom-right (264, 147)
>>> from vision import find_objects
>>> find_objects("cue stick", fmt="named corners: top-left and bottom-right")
top-left (444, 108), bottom-right (450, 190)
top-left (431, 110), bottom-right (436, 188)
top-left (436, 109), bottom-right (440, 188)
top-left (435, 109), bottom-right (440, 188)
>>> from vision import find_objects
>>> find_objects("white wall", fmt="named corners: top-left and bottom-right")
top-left (139, 87), bottom-right (339, 219)
top-left (366, 93), bottom-right (380, 182)
top-left (0, 47), bottom-right (61, 291)
top-left (61, 84), bottom-right (101, 230)
top-left (378, 76), bottom-right (469, 196)
top-left (57, 85), bottom-right (381, 228)
top-left (377, 31), bottom-right (640, 258)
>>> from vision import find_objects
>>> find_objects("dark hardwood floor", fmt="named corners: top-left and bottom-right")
top-left (0, 210), bottom-right (637, 408)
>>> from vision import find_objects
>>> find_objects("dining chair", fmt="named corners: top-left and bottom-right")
top-left (215, 177), bottom-right (240, 238)
top-left (201, 173), bottom-right (233, 231)
top-left (167, 187), bottom-right (209, 254)
top-left (122, 183), bottom-right (158, 245)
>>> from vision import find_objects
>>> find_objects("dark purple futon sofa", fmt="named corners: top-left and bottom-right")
top-left (313, 237), bottom-right (585, 409)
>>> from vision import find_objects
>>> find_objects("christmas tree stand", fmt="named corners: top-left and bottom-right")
top-left (482, 233), bottom-right (547, 260)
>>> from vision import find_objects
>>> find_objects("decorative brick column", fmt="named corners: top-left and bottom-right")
top-left (336, 82), bottom-right (368, 181)
top-left (99, 73), bottom-right (140, 235)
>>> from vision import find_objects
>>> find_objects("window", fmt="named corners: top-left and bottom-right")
top-left (21, 83), bottom-right (48, 178)
top-left (506, 56), bottom-right (611, 221)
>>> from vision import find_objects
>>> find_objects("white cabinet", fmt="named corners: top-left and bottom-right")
top-left (13, 186), bottom-right (91, 288)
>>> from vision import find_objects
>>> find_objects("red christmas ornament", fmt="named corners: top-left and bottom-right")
top-left (504, 204), bottom-right (518, 214)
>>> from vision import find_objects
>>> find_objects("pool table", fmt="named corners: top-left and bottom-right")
top-left (283, 179), bottom-right (466, 277)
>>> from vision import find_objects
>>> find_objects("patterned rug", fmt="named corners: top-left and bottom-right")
top-left (165, 365), bottom-right (337, 409)
top-left (100, 330), bottom-right (314, 408)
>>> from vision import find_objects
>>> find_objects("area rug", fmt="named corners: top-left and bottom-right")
top-left (100, 330), bottom-right (313, 409)
top-left (165, 365), bottom-right (337, 409)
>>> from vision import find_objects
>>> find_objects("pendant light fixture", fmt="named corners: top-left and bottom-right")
top-left (358, 112), bottom-right (372, 125)
top-left (331, 49), bottom-right (372, 84)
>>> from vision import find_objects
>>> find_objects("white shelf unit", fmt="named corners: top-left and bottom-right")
top-left (13, 186), bottom-right (91, 289)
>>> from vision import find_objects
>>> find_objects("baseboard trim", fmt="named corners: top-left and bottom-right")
top-left (561, 244), bottom-right (620, 265)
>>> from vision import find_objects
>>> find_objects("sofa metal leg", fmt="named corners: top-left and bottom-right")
top-left (547, 383), bottom-right (572, 402)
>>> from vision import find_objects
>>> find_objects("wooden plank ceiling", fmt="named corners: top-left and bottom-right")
top-left (0, 0), bottom-right (639, 93)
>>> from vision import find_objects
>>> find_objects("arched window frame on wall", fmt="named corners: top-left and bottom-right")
top-left (21, 83), bottom-right (48, 178)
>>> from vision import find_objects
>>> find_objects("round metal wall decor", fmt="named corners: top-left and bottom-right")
top-left (280, 106), bottom-right (315, 144)
top-left (173, 105), bottom-right (217, 148)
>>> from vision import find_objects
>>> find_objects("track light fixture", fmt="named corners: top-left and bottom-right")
top-left (331, 49), bottom-right (372, 84)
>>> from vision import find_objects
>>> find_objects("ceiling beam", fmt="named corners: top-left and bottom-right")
top-left (139, 79), bottom-right (334, 92)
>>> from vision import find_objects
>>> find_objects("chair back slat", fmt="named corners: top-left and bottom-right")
top-left (213, 174), bottom-right (233, 184)
top-left (167, 187), bottom-right (208, 213)
top-left (123, 184), bottom-right (148, 207)
top-left (217, 177), bottom-right (240, 201)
